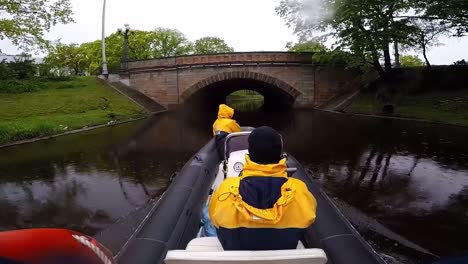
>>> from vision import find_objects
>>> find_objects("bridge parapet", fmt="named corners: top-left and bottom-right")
top-left (128, 52), bottom-right (313, 72)
top-left (126, 52), bottom-right (359, 109)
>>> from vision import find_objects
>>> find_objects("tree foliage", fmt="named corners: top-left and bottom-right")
top-left (286, 40), bottom-right (352, 65)
top-left (45, 28), bottom-right (235, 75)
top-left (400, 55), bottom-right (425, 67)
top-left (0, 0), bottom-right (74, 51)
top-left (192, 37), bottom-right (234, 54)
top-left (276, 0), bottom-right (468, 77)
top-left (286, 40), bottom-right (326, 53)
top-left (139, 28), bottom-right (192, 58)
top-left (44, 43), bottom-right (87, 75)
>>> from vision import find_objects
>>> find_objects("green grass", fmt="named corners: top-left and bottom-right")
top-left (348, 92), bottom-right (468, 127)
top-left (348, 95), bottom-right (385, 114)
top-left (226, 90), bottom-right (265, 112)
top-left (0, 77), bottom-right (145, 145)
top-left (227, 90), bottom-right (264, 100)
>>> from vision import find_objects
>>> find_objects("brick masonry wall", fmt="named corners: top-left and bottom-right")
top-left (128, 53), bottom-right (360, 108)
top-left (313, 66), bottom-right (362, 107)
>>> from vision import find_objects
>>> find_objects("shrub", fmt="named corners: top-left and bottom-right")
top-left (0, 61), bottom-right (14, 79)
top-left (7, 59), bottom-right (37, 79)
top-left (0, 80), bottom-right (46, 94)
top-left (0, 56), bottom-right (38, 80)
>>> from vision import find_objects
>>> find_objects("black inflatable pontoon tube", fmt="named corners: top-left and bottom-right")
top-left (117, 139), bottom-right (221, 264)
top-left (287, 155), bottom-right (386, 264)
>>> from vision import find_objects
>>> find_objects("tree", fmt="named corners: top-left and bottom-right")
top-left (146, 28), bottom-right (192, 58)
top-left (276, 0), bottom-right (468, 78)
top-left (287, 40), bottom-right (352, 65)
top-left (413, 0), bottom-right (468, 36)
top-left (400, 55), bottom-right (425, 67)
top-left (286, 40), bottom-right (326, 53)
top-left (408, 20), bottom-right (449, 67)
top-left (192, 37), bottom-right (234, 55)
top-left (127, 29), bottom-right (193, 59)
top-left (0, 0), bottom-right (74, 51)
top-left (277, 0), bottom-right (418, 77)
top-left (54, 28), bottom-right (196, 75)
top-left (45, 43), bottom-right (88, 75)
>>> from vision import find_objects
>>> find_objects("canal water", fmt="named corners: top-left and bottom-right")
top-left (0, 109), bottom-right (467, 262)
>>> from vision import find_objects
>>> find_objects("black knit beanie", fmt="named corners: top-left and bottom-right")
top-left (248, 126), bottom-right (283, 164)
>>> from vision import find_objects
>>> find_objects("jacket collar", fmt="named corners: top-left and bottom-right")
top-left (241, 155), bottom-right (287, 178)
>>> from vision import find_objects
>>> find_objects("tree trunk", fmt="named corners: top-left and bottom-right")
top-left (422, 45), bottom-right (431, 67)
top-left (383, 44), bottom-right (392, 72)
top-left (373, 60), bottom-right (385, 78)
top-left (394, 42), bottom-right (400, 68)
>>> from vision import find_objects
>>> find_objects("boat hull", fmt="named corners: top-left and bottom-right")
top-left (117, 139), bottom-right (384, 264)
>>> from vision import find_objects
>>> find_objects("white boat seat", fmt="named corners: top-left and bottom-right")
top-left (186, 237), bottom-right (223, 252)
top-left (185, 237), bottom-right (305, 252)
top-left (165, 248), bottom-right (327, 264)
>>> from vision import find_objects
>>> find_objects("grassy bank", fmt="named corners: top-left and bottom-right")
top-left (0, 77), bottom-right (145, 145)
top-left (348, 91), bottom-right (468, 127)
top-left (226, 90), bottom-right (265, 112)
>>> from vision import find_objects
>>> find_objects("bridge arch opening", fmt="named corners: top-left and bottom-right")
top-left (226, 90), bottom-right (264, 112)
top-left (182, 72), bottom-right (301, 111)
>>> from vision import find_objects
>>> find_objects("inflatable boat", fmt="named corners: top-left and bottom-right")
top-left (116, 129), bottom-right (386, 264)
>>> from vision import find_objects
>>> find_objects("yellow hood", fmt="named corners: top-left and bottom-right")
top-left (241, 155), bottom-right (288, 178)
top-left (218, 104), bottom-right (235, 119)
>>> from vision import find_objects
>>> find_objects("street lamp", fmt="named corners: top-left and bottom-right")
top-left (101, 0), bottom-right (108, 78)
top-left (118, 24), bottom-right (131, 73)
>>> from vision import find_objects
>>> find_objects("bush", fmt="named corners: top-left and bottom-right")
top-left (0, 80), bottom-right (46, 94)
top-left (0, 57), bottom-right (37, 80)
top-left (0, 61), bottom-right (14, 79)
top-left (8, 59), bottom-right (36, 79)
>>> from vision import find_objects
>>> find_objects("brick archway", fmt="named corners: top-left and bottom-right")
top-left (180, 71), bottom-right (302, 101)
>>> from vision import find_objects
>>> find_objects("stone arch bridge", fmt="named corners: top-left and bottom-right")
top-left (126, 52), bottom-right (360, 109)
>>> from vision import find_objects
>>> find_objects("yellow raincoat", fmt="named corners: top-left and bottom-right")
top-left (212, 104), bottom-right (241, 136)
top-left (209, 155), bottom-right (317, 250)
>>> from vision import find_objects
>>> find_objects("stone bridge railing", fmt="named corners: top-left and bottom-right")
top-left (128, 52), bottom-right (313, 72)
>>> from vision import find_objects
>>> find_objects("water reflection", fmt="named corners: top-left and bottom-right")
top-left (0, 109), bottom-right (467, 261)
top-left (272, 111), bottom-right (468, 258)
top-left (0, 116), bottom-right (206, 235)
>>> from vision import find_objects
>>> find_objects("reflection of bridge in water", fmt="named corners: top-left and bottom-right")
top-left (125, 52), bottom-right (360, 110)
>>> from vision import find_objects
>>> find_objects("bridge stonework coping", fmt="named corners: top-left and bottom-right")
top-left (127, 52), bottom-right (360, 109)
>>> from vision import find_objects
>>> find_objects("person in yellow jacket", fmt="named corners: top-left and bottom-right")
top-left (212, 104), bottom-right (241, 158)
top-left (209, 126), bottom-right (317, 250)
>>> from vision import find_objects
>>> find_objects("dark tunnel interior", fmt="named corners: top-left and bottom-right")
top-left (183, 78), bottom-right (296, 112)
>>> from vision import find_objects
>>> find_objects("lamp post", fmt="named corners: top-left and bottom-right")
top-left (118, 24), bottom-right (131, 73)
top-left (101, 0), bottom-right (108, 78)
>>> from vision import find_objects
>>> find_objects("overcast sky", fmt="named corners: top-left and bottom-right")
top-left (0, 0), bottom-right (466, 64)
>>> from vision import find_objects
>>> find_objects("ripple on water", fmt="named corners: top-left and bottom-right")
top-left (0, 109), bottom-right (467, 260)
